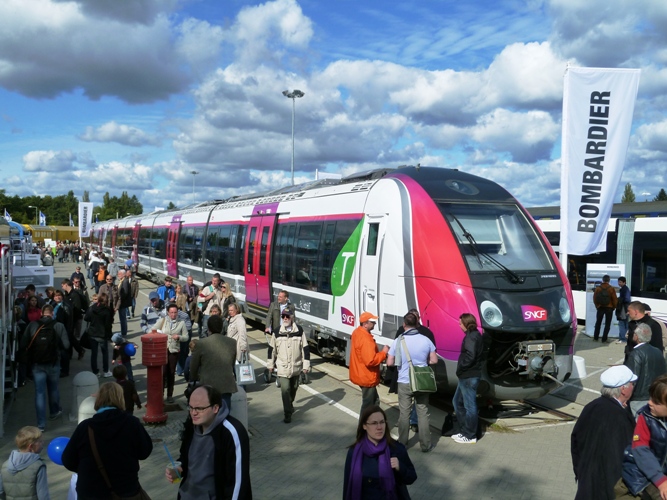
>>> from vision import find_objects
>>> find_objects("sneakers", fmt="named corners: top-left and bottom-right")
top-left (421, 443), bottom-right (436, 453)
top-left (615, 340), bottom-right (624, 344)
top-left (450, 433), bottom-right (463, 440)
top-left (49, 410), bottom-right (62, 421)
top-left (453, 435), bottom-right (477, 444)
top-left (103, 372), bottom-right (113, 378)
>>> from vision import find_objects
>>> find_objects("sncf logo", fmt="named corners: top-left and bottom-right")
top-left (521, 305), bottom-right (547, 322)
top-left (341, 307), bottom-right (355, 326)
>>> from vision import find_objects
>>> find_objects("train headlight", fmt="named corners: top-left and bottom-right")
top-left (480, 300), bottom-right (503, 327)
top-left (559, 297), bottom-right (571, 323)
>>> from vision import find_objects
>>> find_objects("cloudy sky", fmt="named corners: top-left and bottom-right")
top-left (1, 0), bottom-right (666, 211)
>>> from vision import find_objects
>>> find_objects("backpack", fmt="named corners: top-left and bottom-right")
top-left (597, 286), bottom-right (611, 307)
top-left (27, 319), bottom-right (59, 365)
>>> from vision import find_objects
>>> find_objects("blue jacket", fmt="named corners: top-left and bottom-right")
top-left (622, 405), bottom-right (667, 495)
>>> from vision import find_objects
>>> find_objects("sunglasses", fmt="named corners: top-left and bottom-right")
top-left (281, 314), bottom-right (291, 319)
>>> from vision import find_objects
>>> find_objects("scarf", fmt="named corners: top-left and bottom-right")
top-left (346, 436), bottom-right (396, 500)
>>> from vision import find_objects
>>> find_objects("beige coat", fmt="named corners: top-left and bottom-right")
top-left (226, 314), bottom-right (248, 362)
top-left (155, 317), bottom-right (189, 353)
top-left (267, 323), bottom-right (310, 378)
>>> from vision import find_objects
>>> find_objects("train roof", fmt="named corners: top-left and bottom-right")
top-left (528, 200), bottom-right (667, 219)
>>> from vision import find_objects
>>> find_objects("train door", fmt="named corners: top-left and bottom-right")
top-left (111, 226), bottom-right (118, 258)
top-left (132, 223), bottom-right (140, 265)
top-left (244, 214), bottom-right (277, 307)
top-left (166, 216), bottom-right (181, 277)
top-left (358, 214), bottom-right (388, 325)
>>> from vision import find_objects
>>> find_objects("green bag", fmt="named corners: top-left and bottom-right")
top-left (401, 336), bottom-right (437, 393)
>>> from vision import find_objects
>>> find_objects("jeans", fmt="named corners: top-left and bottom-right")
top-left (33, 363), bottom-right (61, 429)
top-left (360, 386), bottom-right (380, 415)
top-left (453, 377), bottom-right (480, 439)
top-left (177, 339), bottom-right (190, 375)
top-left (279, 376), bottom-right (300, 417)
top-left (618, 318), bottom-right (629, 342)
top-left (200, 314), bottom-right (210, 338)
top-left (90, 337), bottom-right (109, 374)
top-left (131, 298), bottom-right (136, 317)
top-left (118, 307), bottom-right (128, 336)
top-left (594, 307), bottom-right (614, 341)
top-left (397, 383), bottom-right (431, 451)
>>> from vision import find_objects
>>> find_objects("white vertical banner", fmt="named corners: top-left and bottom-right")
top-left (560, 67), bottom-right (640, 256)
top-left (78, 202), bottom-right (94, 237)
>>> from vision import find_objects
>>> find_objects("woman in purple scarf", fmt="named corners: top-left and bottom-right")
top-left (343, 405), bottom-right (417, 499)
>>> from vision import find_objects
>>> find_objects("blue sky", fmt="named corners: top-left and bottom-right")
top-left (1, 0), bottom-right (666, 211)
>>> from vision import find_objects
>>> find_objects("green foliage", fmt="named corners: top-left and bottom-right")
top-left (0, 189), bottom-right (143, 225)
top-left (653, 188), bottom-right (667, 202)
top-left (621, 183), bottom-right (636, 203)
top-left (167, 201), bottom-right (177, 210)
top-left (92, 192), bottom-right (143, 221)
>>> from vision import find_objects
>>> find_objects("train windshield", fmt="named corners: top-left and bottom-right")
top-left (439, 203), bottom-right (554, 272)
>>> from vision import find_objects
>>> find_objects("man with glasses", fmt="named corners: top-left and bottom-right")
top-left (98, 274), bottom-right (119, 315)
top-left (70, 266), bottom-right (87, 291)
top-left (166, 385), bottom-right (251, 499)
top-left (571, 365), bottom-right (637, 500)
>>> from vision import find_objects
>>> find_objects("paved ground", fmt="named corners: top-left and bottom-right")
top-left (0, 261), bottom-right (628, 499)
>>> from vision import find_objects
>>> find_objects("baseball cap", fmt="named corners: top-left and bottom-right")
top-left (360, 312), bottom-right (378, 324)
top-left (600, 365), bottom-right (637, 388)
top-left (149, 291), bottom-right (159, 301)
top-left (280, 310), bottom-right (293, 317)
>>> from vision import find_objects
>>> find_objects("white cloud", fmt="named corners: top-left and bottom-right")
top-left (79, 121), bottom-right (161, 147)
top-left (23, 150), bottom-right (78, 172)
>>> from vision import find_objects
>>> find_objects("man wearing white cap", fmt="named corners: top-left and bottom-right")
top-left (349, 312), bottom-right (389, 414)
top-left (571, 365), bottom-right (637, 500)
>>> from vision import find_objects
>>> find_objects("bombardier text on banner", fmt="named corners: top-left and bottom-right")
top-left (78, 202), bottom-right (93, 238)
top-left (560, 67), bottom-right (640, 256)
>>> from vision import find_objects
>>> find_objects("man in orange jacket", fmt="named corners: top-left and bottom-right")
top-left (349, 312), bottom-right (389, 414)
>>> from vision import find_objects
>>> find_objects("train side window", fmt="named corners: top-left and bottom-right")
top-left (152, 228), bottom-right (167, 259)
top-left (179, 227), bottom-right (194, 264)
top-left (259, 226), bottom-right (270, 276)
top-left (247, 227), bottom-right (257, 274)
top-left (206, 226), bottom-right (220, 270)
top-left (193, 227), bottom-right (205, 266)
top-left (295, 223), bottom-right (321, 290)
top-left (319, 223), bottom-right (336, 294)
top-left (219, 225), bottom-right (232, 271)
top-left (367, 223), bottom-right (379, 256)
top-left (272, 223), bottom-right (286, 284)
top-left (234, 225), bottom-right (247, 274)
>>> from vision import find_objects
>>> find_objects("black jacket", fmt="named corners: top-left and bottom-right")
top-left (571, 395), bottom-right (635, 500)
top-left (627, 315), bottom-right (664, 355)
top-left (119, 278), bottom-right (133, 309)
top-left (62, 408), bottom-right (153, 499)
top-left (625, 343), bottom-right (667, 402)
top-left (456, 328), bottom-right (483, 379)
top-left (84, 303), bottom-right (114, 341)
top-left (178, 413), bottom-right (252, 499)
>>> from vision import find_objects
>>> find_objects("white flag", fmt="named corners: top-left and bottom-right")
top-left (39, 211), bottom-right (46, 226)
top-left (560, 67), bottom-right (640, 256)
top-left (3, 209), bottom-right (10, 222)
top-left (78, 202), bottom-right (94, 237)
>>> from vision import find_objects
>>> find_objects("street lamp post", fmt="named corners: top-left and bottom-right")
top-left (191, 171), bottom-right (199, 205)
top-left (282, 89), bottom-right (305, 186)
top-left (27, 205), bottom-right (38, 225)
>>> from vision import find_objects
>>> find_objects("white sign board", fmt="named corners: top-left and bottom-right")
top-left (585, 263), bottom-right (625, 337)
top-left (12, 265), bottom-right (54, 296)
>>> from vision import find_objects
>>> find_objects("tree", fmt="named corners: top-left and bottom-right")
top-left (621, 183), bottom-right (635, 203)
top-left (653, 189), bottom-right (667, 202)
top-left (167, 202), bottom-right (177, 210)
top-left (93, 191), bottom-right (144, 220)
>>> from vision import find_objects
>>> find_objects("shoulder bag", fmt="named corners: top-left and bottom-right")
top-left (88, 427), bottom-right (151, 500)
top-left (235, 351), bottom-right (256, 385)
top-left (400, 336), bottom-right (437, 393)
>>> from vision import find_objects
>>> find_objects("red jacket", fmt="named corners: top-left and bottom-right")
top-left (349, 326), bottom-right (386, 387)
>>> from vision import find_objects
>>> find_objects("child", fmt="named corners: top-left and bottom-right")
top-left (618, 374), bottom-right (667, 499)
top-left (0, 426), bottom-right (50, 499)
top-left (111, 333), bottom-right (137, 382)
top-left (112, 365), bottom-right (141, 416)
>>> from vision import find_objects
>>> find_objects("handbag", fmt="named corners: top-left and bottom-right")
top-left (88, 427), bottom-right (151, 500)
top-left (235, 351), bottom-right (256, 385)
top-left (79, 325), bottom-right (91, 349)
top-left (400, 336), bottom-right (437, 393)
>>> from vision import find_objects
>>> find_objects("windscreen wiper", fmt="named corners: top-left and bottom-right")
top-left (450, 215), bottom-right (525, 284)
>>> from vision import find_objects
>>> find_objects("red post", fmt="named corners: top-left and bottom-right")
top-left (141, 330), bottom-right (168, 424)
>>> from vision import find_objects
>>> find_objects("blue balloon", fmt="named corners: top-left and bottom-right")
top-left (47, 437), bottom-right (69, 466)
top-left (125, 343), bottom-right (137, 356)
